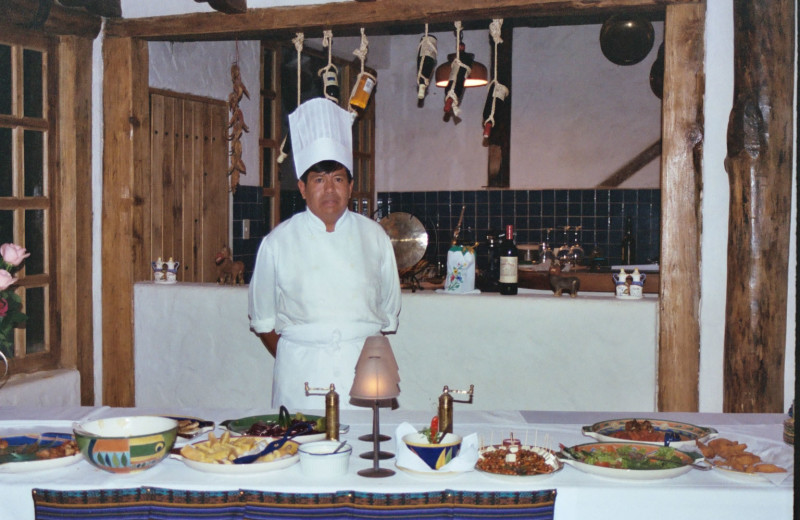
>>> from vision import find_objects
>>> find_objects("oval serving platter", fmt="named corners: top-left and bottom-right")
top-left (0, 432), bottom-right (83, 473)
top-left (475, 445), bottom-right (563, 482)
top-left (174, 438), bottom-right (300, 475)
top-left (582, 418), bottom-right (717, 450)
top-left (219, 414), bottom-right (326, 443)
top-left (559, 441), bottom-right (703, 481)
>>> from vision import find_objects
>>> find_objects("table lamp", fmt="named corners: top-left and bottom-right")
top-left (350, 335), bottom-right (400, 477)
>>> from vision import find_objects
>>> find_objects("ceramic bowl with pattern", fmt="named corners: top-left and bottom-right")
top-left (402, 432), bottom-right (462, 470)
top-left (73, 416), bottom-right (178, 474)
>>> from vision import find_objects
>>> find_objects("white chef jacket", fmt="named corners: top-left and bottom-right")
top-left (248, 208), bottom-right (401, 409)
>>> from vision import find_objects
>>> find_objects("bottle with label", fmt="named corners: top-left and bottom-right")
top-left (416, 34), bottom-right (437, 100)
top-left (621, 216), bottom-right (636, 265)
top-left (498, 224), bottom-right (518, 295)
top-left (319, 65), bottom-right (340, 103)
top-left (349, 71), bottom-right (377, 111)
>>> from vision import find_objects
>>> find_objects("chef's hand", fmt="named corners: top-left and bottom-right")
top-left (259, 331), bottom-right (281, 358)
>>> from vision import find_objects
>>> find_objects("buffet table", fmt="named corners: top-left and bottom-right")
top-left (0, 407), bottom-right (793, 519)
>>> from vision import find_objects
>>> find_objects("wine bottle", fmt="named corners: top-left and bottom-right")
top-left (319, 65), bottom-right (340, 103)
top-left (416, 34), bottom-right (437, 100)
top-left (349, 71), bottom-right (377, 111)
top-left (499, 224), bottom-right (518, 295)
top-left (443, 46), bottom-right (474, 114)
top-left (482, 81), bottom-right (509, 138)
top-left (621, 216), bottom-right (636, 265)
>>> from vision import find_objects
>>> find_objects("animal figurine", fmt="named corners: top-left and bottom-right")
top-left (215, 245), bottom-right (245, 285)
top-left (548, 260), bottom-right (580, 297)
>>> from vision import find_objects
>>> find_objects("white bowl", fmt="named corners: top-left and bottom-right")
top-left (298, 440), bottom-right (352, 477)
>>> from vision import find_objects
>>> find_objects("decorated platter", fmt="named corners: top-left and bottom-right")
top-left (220, 413), bottom-right (327, 443)
top-left (558, 441), bottom-right (704, 481)
top-left (0, 432), bottom-right (83, 473)
top-left (582, 418), bottom-right (717, 450)
top-left (475, 444), bottom-right (563, 482)
top-left (163, 415), bottom-right (215, 439)
top-left (174, 437), bottom-right (300, 475)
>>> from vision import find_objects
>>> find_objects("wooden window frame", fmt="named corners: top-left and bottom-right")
top-left (0, 29), bottom-right (59, 374)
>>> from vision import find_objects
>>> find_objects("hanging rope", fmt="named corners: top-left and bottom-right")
top-left (483, 19), bottom-right (509, 135)
top-left (318, 30), bottom-right (339, 102)
top-left (445, 21), bottom-right (471, 117)
top-left (278, 32), bottom-right (305, 165)
top-left (416, 23), bottom-right (438, 99)
top-left (353, 27), bottom-right (369, 74)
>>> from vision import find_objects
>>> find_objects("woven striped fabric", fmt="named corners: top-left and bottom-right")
top-left (32, 487), bottom-right (556, 520)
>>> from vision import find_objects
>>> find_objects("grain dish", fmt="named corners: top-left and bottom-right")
top-left (476, 445), bottom-right (562, 481)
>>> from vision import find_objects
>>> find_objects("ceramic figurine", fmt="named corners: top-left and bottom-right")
top-left (548, 260), bottom-right (580, 297)
top-left (215, 245), bottom-right (245, 285)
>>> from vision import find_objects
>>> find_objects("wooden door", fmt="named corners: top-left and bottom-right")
top-left (149, 89), bottom-right (228, 283)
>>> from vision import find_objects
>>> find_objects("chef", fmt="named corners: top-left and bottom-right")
top-left (248, 97), bottom-right (402, 410)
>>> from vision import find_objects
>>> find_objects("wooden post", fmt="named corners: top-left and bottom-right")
top-left (657, 3), bottom-right (705, 411)
top-left (102, 37), bottom-right (149, 407)
top-left (723, 0), bottom-right (794, 413)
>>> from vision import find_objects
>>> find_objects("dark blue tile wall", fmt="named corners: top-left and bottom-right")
top-left (232, 185), bottom-right (266, 282)
top-left (376, 189), bottom-right (660, 269)
top-left (234, 187), bottom-right (660, 282)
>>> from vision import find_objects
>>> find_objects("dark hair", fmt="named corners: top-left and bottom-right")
top-left (300, 160), bottom-right (352, 184)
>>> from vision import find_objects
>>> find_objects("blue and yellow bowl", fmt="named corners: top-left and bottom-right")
top-left (402, 432), bottom-right (462, 470)
top-left (74, 416), bottom-right (178, 474)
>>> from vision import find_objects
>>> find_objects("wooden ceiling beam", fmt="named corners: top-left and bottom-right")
top-left (105, 0), bottom-right (700, 41)
top-left (0, 0), bottom-right (102, 37)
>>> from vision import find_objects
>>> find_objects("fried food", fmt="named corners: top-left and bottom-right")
top-left (696, 437), bottom-right (786, 474)
top-left (180, 431), bottom-right (296, 465)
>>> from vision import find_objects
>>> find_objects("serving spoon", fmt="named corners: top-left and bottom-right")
top-left (232, 422), bottom-right (313, 464)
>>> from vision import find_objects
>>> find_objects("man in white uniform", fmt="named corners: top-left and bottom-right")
top-left (248, 98), bottom-right (401, 409)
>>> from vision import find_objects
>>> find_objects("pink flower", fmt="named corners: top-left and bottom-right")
top-left (0, 243), bottom-right (30, 267)
top-left (0, 270), bottom-right (17, 291)
top-left (0, 298), bottom-right (7, 318)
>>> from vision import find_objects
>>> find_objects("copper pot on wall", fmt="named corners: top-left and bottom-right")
top-left (599, 15), bottom-right (655, 66)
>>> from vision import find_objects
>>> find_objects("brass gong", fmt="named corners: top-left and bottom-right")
top-left (379, 212), bottom-right (429, 270)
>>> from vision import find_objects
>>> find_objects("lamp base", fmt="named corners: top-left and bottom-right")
top-left (359, 450), bottom-right (394, 460)
top-left (358, 467), bottom-right (395, 478)
top-left (358, 433), bottom-right (390, 442)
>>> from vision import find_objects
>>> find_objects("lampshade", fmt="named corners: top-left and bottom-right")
top-left (434, 52), bottom-right (488, 88)
top-left (351, 337), bottom-right (400, 401)
top-left (357, 336), bottom-right (399, 373)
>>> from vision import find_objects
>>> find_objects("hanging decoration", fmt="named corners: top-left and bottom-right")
top-left (349, 28), bottom-right (376, 112)
top-left (482, 19), bottom-right (510, 139)
top-left (278, 32), bottom-right (305, 165)
top-left (227, 40), bottom-right (250, 193)
top-left (415, 24), bottom-right (438, 100)
top-left (318, 30), bottom-right (340, 103)
top-left (443, 21), bottom-right (473, 117)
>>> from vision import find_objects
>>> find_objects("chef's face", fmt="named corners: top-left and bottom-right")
top-left (298, 167), bottom-right (353, 231)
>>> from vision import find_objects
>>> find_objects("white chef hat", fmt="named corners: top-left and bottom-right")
top-left (289, 97), bottom-right (355, 179)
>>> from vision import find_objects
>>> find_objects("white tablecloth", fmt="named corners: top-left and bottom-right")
top-left (0, 407), bottom-right (793, 519)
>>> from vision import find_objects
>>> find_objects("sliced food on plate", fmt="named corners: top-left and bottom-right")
top-left (163, 415), bottom-right (215, 438)
top-left (176, 430), bottom-right (299, 474)
top-left (582, 418), bottom-right (717, 450)
top-left (696, 437), bottom-right (787, 477)
top-left (0, 432), bottom-right (82, 473)
top-left (220, 406), bottom-right (327, 442)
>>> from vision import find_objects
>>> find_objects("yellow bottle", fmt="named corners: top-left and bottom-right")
top-left (349, 71), bottom-right (377, 110)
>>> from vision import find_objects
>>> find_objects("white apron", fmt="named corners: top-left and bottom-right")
top-left (273, 322), bottom-right (382, 410)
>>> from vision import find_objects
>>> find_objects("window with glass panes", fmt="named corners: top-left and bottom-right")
top-left (0, 33), bottom-right (56, 368)
top-left (259, 42), bottom-right (375, 231)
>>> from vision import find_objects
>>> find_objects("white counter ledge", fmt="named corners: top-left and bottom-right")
top-left (134, 283), bottom-right (657, 411)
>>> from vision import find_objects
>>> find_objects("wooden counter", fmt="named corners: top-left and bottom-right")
top-left (518, 268), bottom-right (659, 294)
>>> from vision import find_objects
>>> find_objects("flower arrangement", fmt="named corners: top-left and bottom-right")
top-left (0, 243), bottom-right (30, 358)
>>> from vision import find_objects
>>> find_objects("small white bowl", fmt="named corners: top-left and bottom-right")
top-left (298, 440), bottom-right (352, 477)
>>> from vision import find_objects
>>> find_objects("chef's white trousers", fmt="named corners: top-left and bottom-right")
top-left (273, 322), bottom-right (382, 411)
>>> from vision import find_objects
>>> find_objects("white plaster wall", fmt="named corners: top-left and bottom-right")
top-left (375, 25), bottom-right (662, 192)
